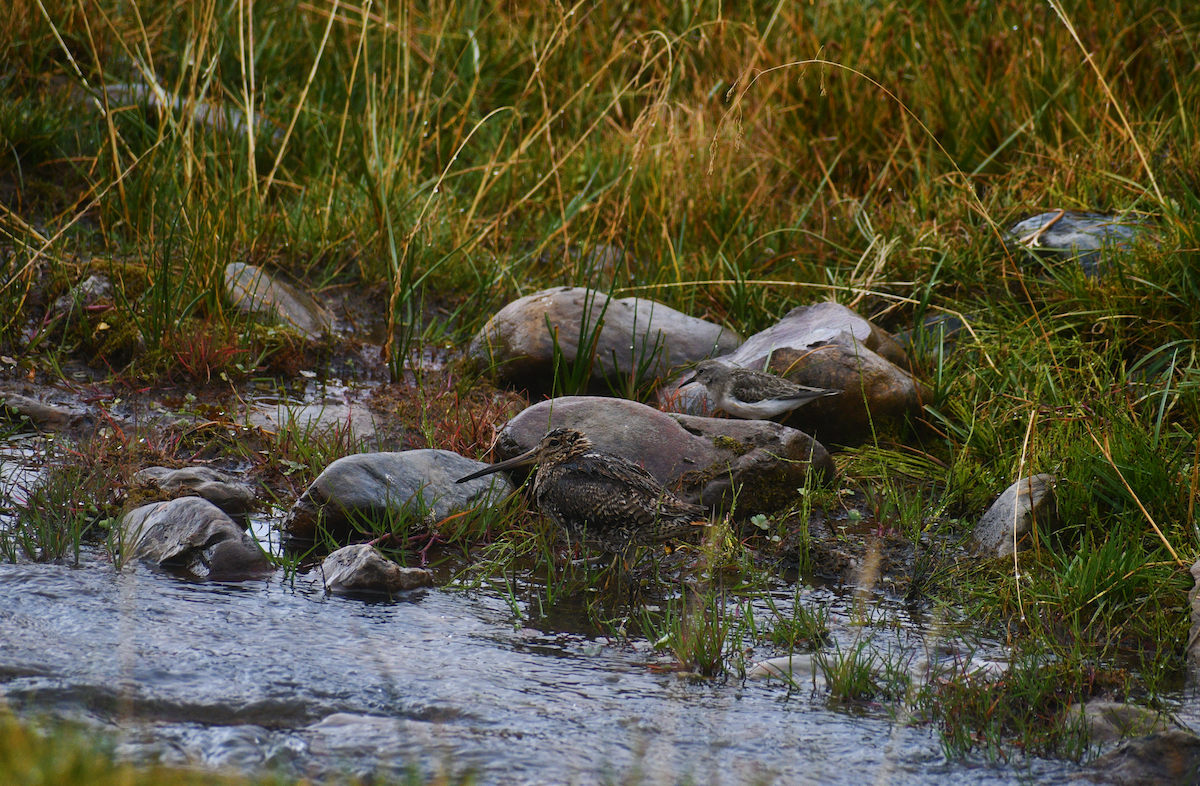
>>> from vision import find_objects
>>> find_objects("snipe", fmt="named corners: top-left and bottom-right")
top-left (456, 427), bottom-right (707, 554)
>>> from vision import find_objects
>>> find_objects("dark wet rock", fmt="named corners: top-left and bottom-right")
top-left (52, 274), bottom-right (114, 314)
top-left (1088, 730), bottom-right (1200, 785)
top-left (320, 544), bottom-right (433, 595)
top-left (970, 474), bottom-right (1056, 558)
top-left (495, 396), bottom-right (835, 517)
top-left (2, 392), bottom-right (83, 429)
top-left (225, 262), bottom-right (333, 341)
top-left (135, 466), bottom-right (257, 516)
top-left (467, 287), bottom-right (740, 392)
top-left (895, 313), bottom-right (967, 361)
top-left (122, 497), bottom-right (273, 579)
top-left (801, 530), bottom-right (918, 594)
top-left (662, 302), bottom-right (924, 445)
top-left (283, 449), bottom-right (515, 543)
top-left (1005, 210), bottom-right (1143, 277)
top-left (1065, 701), bottom-right (1173, 744)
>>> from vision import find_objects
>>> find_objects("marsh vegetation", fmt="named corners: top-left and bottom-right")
top-left (2, 0), bottom-right (1200, 783)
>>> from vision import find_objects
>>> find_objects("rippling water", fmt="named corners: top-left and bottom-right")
top-left (0, 549), bottom-right (1092, 786)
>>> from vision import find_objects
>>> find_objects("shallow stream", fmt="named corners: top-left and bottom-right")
top-left (0, 545), bottom-right (1092, 785)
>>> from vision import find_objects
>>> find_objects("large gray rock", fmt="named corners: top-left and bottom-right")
top-left (225, 263), bottom-right (333, 340)
top-left (468, 287), bottom-right (740, 391)
top-left (321, 544), bottom-right (434, 595)
top-left (135, 466), bottom-right (257, 516)
top-left (1006, 210), bottom-right (1142, 277)
top-left (1089, 730), bottom-right (1200, 785)
top-left (282, 449), bottom-right (515, 543)
top-left (662, 302), bottom-right (924, 445)
top-left (122, 497), bottom-right (273, 579)
top-left (970, 474), bottom-right (1056, 558)
top-left (495, 397), bottom-right (835, 517)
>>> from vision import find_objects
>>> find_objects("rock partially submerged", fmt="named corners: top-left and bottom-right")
top-left (225, 262), bottom-right (333, 341)
top-left (321, 544), bottom-right (433, 595)
top-left (2, 392), bottom-right (83, 430)
top-left (970, 474), bottom-right (1056, 558)
top-left (494, 396), bottom-right (835, 517)
top-left (243, 391), bottom-right (379, 445)
top-left (663, 302), bottom-right (924, 445)
top-left (1065, 701), bottom-right (1174, 744)
top-left (1089, 730), bottom-right (1200, 785)
top-left (283, 449), bottom-right (515, 544)
top-left (135, 466), bottom-right (258, 517)
top-left (746, 654), bottom-right (826, 689)
top-left (468, 287), bottom-right (740, 392)
top-left (122, 497), bottom-right (273, 580)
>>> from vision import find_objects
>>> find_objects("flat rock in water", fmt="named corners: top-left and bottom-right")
top-left (1006, 210), bottom-right (1142, 276)
top-left (135, 466), bottom-right (257, 516)
top-left (662, 302), bottom-right (924, 445)
top-left (467, 287), bottom-right (740, 391)
top-left (321, 544), bottom-right (433, 595)
top-left (970, 474), bottom-right (1056, 558)
top-left (122, 496), bottom-right (273, 580)
top-left (283, 449), bottom-right (515, 544)
top-left (746, 654), bottom-right (825, 689)
top-left (243, 392), bottom-right (379, 444)
top-left (1089, 730), bottom-right (1200, 786)
top-left (2, 392), bottom-right (81, 429)
top-left (225, 262), bottom-right (333, 340)
top-left (496, 396), bottom-right (835, 517)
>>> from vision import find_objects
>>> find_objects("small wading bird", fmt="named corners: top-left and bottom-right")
top-left (455, 427), bottom-right (707, 555)
top-left (681, 359), bottom-right (842, 420)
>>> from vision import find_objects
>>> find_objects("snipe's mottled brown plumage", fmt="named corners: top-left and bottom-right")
top-left (456, 427), bottom-right (707, 554)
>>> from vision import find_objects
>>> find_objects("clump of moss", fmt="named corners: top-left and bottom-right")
top-left (711, 434), bottom-right (753, 456)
